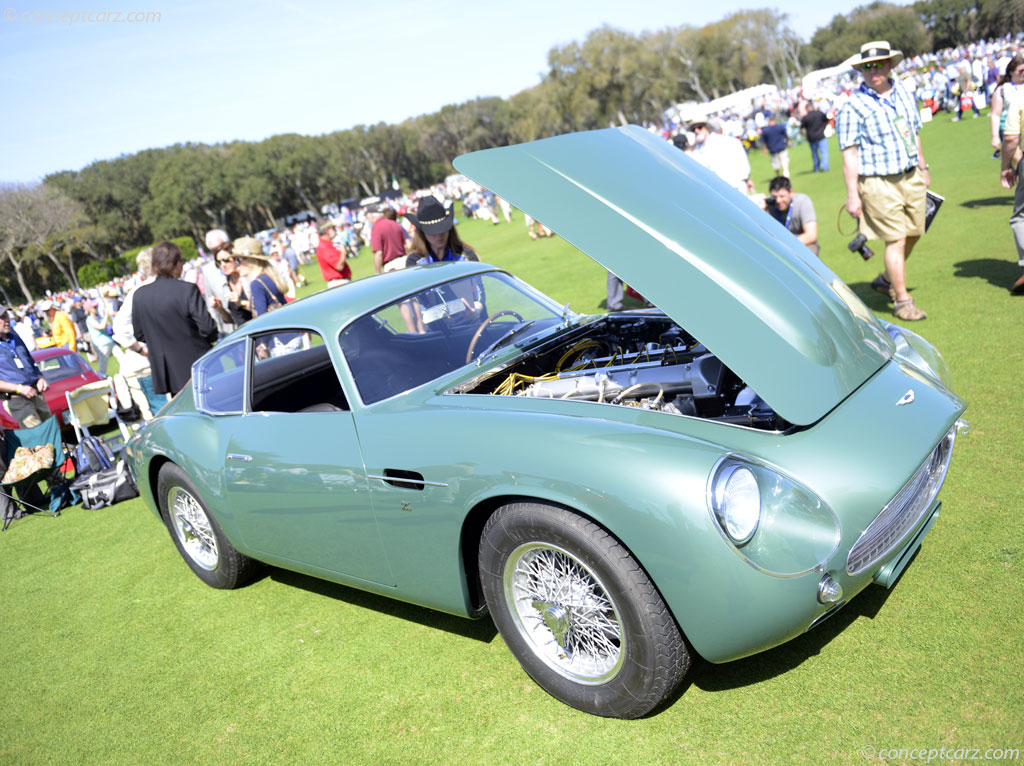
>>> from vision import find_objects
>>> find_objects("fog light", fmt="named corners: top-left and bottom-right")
top-left (817, 574), bottom-right (843, 604)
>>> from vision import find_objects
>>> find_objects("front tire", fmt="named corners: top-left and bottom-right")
top-left (479, 502), bottom-right (690, 718)
top-left (157, 463), bottom-right (257, 589)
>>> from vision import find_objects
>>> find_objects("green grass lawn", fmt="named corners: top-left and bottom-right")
top-left (4, 112), bottom-right (1022, 764)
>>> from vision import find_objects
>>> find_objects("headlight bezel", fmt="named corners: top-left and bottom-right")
top-left (709, 463), bottom-right (761, 545)
top-left (706, 454), bottom-right (842, 578)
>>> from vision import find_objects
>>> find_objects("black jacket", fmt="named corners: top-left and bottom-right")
top-left (132, 277), bottom-right (217, 395)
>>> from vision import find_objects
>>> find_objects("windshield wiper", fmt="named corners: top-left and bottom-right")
top-left (476, 320), bottom-right (537, 364)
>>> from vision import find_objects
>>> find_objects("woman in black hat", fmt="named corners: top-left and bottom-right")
top-left (403, 196), bottom-right (479, 266)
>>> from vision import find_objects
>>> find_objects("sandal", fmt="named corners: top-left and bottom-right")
top-left (870, 273), bottom-right (896, 301)
top-left (893, 298), bottom-right (927, 321)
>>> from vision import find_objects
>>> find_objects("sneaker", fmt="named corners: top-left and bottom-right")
top-left (894, 298), bottom-right (927, 321)
top-left (870, 272), bottom-right (895, 301)
top-left (993, 150), bottom-right (1002, 159)
top-left (1012, 272), bottom-right (1024, 295)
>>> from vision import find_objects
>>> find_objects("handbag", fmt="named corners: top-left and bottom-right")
top-left (256, 278), bottom-right (283, 312)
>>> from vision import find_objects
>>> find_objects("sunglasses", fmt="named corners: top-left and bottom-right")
top-left (217, 256), bottom-right (235, 265)
top-left (860, 61), bottom-right (887, 71)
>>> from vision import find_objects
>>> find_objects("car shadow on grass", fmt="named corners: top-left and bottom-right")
top-left (690, 576), bottom-right (903, 695)
top-left (953, 258), bottom-right (1022, 291)
top-left (268, 567), bottom-right (499, 643)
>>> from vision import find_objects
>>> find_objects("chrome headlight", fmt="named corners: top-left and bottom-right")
top-left (707, 456), bottom-right (841, 577)
top-left (709, 464), bottom-right (760, 544)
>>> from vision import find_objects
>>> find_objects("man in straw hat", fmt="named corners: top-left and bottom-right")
top-left (837, 41), bottom-right (931, 321)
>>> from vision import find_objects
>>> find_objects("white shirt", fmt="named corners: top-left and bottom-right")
top-left (692, 132), bottom-right (751, 194)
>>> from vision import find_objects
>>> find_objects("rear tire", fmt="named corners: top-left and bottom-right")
top-left (157, 463), bottom-right (257, 589)
top-left (479, 502), bottom-right (690, 718)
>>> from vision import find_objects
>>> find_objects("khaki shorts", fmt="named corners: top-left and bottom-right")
top-left (6, 392), bottom-right (52, 429)
top-left (383, 256), bottom-right (407, 273)
top-left (858, 168), bottom-right (927, 242)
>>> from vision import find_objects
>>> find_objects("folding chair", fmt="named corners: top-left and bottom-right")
top-left (1, 416), bottom-right (73, 530)
top-left (65, 379), bottom-right (132, 452)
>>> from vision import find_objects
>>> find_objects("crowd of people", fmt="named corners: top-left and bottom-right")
top-left (655, 32), bottom-right (1024, 317)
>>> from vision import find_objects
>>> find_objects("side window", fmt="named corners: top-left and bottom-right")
top-left (193, 340), bottom-right (247, 415)
top-left (249, 330), bottom-right (347, 413)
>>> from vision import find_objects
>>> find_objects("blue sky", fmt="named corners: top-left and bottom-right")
top-left (1, 0), bottom-right (876, 182)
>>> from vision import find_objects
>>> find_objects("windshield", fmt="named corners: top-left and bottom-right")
top-left (36, 352), bottom-right (92, 383)
top-left (340, 271), bottom-right (562, 405)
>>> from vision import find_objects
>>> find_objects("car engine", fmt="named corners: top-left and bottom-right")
top-left (457, 315), bottom-right (789, 431)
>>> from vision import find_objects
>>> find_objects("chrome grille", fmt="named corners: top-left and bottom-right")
top-left (847, 424), bottom-right (957, 576)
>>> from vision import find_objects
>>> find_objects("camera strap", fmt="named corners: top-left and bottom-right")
top-left (836, 206), bottom-right (859, 236)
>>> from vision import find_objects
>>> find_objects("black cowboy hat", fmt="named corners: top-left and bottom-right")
top-left (405, 196), bottom-right (453, 235)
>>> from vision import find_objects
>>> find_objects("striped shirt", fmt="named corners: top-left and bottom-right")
top-left (837, 79), bottom-right (922, 177)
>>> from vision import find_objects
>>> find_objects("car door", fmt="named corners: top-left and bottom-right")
top-left (218, 330), bottom-right (394, 586)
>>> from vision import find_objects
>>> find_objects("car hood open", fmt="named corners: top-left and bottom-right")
top-left (454, 125), bottom-right (894, 426)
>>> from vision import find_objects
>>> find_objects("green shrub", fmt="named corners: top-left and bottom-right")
top-left (121, 235), bottom-right (200, 269)
top-left (77, 261), bottom-right (110, 288)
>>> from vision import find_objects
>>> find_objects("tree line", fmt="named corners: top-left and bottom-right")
top-left (2, 0), bottom-right (1020, 302)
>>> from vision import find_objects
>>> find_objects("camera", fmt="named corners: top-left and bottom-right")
top-left (765, 195), bottom-right (776, 207)
top-left (847, 233), bottom-right (874, 260)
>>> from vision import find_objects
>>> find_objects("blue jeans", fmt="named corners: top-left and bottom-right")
top-left (810, 138), bottom-right (830, 171)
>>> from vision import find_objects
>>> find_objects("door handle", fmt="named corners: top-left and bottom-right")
top-left (368, 469), bottom-right (448, 490)
top-left (227, 453), bottom-right (253, 462)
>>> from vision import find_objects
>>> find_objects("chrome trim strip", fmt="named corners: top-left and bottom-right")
top-left (367, 474), bottom-right (449, 488)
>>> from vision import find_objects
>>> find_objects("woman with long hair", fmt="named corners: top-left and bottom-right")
top-left (402, 196), bottom-right (481, 332)
top-left (404, 196), bottom-right (479, 266)
top-left (233, 237), bottom-right (288, 316)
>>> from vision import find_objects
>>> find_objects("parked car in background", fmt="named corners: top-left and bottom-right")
top-left (0, 347), bottom-right (104, 433)
top-left (126, 126), bottom-right (968, 718)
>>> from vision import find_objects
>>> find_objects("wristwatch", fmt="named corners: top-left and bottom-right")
top-left (918, 163), bottom-right (929, 170)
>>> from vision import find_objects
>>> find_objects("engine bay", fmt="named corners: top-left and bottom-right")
top-left (455, 315), bottom-right (790, 431)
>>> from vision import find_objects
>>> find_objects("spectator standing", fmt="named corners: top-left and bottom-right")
top-left (132, 241), bottom-right (217, 396)
top-left (68, 296), bottom-right (90, 356)
top-left (315, 222), bottom-right (351, 287)
top-left (990, 55), bottom-right (1024, 159)
top-left (403, 197), bottom-right (479, 266)
top-left (371, 206), bottom-right (408, 274)
top-left (233, 237), bottom-right (288, 316)
top-left (762, 177), bottom-right (820, 255)
top-left (800, 106), bottom-right (831, 171)
top-left (953, 63), bottom-right (980, 121)
top-left (0, 305), bottom-right (50, 428)
top-left (85, 301), bottom-right (114, 376)
top-left (760, 116), bottom-right (790, 178)
top-left (39, 300), bottom-right (76, 350)
top-left (202, 229), bottom-right (236, 338)
top-left (837, 41), bottom-right (931, 321)
top-left (999, 82), bottom-right (1024, 294)
top-left (689, 120), bottom-right (753, 194)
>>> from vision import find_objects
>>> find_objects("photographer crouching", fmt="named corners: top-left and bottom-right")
top-left (762, 177), bottom-right (819, 255)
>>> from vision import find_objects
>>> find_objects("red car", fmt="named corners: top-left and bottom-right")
top-left (0, 347), bottom-right (104, 431)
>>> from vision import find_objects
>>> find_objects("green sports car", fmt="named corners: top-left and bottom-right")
top-left (126, 126), bottom-right (967, 719)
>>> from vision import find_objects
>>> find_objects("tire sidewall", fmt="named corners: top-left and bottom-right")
top-left (480, 503), bottom-right (675, 718)
top-left (157, 463), bottom-right (237, 589)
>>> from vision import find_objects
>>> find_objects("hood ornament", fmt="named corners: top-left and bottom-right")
top-left (896, 389), bottom-right (915, 406)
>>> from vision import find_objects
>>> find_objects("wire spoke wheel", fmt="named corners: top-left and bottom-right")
top-left (169, 486), bottom-right (219, 571)
top-left (504, 542), bottom-right (625, 684)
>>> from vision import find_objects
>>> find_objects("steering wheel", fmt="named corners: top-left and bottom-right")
top-left (466, 311), bottom-right (524, 363)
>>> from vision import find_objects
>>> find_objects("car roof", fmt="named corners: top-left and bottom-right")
top-left (32, 347), bottom-right (75, 361)
top-left (227, 261), bottom-right (497, 339)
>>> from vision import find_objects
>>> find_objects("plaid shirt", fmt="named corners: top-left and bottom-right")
top-left (837, 79), bottom-right (922, 177)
